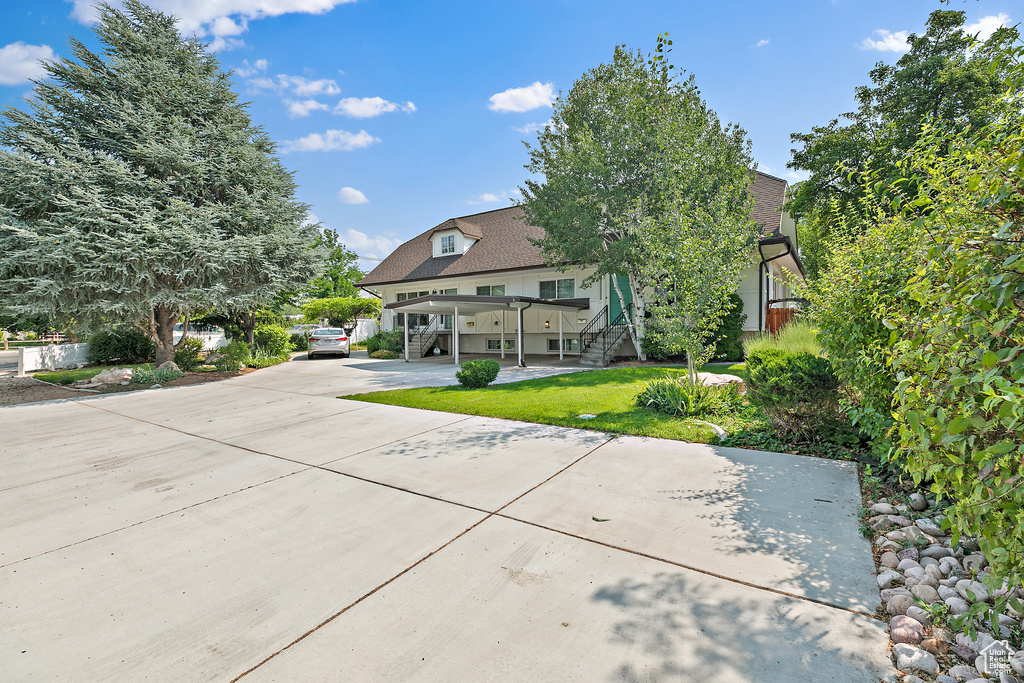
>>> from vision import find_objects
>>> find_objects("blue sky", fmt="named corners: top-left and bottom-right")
top-left (0, 0), bottom-right (1016, 270)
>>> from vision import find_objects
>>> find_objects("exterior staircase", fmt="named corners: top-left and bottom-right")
top-left (578, 305), bottom-right (632, 367)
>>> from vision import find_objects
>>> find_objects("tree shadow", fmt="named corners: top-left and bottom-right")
top-left (591, 571), bottom-right (890, 682)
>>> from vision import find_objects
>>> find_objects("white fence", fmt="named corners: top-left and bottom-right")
top-left (17, 343), bottom-right (90, 377)
top-left (173, 330), bottom-right (228, 351)
top-left (351, 318), bottom-right (379, 343)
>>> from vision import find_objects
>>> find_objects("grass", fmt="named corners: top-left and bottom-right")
top-left (742, 320), bottom-right (822, 357)
top-left (34, 363), bottom-right (149, 385)
top-left (345, 364), bottom-right (747, 443)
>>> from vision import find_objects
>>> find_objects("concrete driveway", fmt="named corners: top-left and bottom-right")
top-left (0, 353), bottom-right (891, 682)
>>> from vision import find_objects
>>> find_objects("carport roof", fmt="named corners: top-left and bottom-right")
top-left (385, 294), bottom-right (591, 315)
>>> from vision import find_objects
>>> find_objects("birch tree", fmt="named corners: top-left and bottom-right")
top-left (0, 0), bottom-right (321, 364)
top-left (521, 35), bottom-right (755, 360)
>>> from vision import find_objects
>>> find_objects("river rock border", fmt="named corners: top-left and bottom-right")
top-left (864, 494), bottom-right (1024, 682)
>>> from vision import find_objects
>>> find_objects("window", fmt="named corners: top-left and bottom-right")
top-left (539, 278), bottom-right (575, 299)
top-left (487, 339), bottom-right (516, 351)
top-left (476, 284), bottom-right (505, 296)
top-left (548, 338), bottom-right (580, 352)
top-left (440, 235), bottom-right (455, 254)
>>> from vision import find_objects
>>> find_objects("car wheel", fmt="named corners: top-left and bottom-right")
top-left (307, 352), bottom-right (315, 360)
top-left (341, 353), bottom-right (349, 359)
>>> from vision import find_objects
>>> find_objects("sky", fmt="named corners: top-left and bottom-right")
top-left (0, 0), bottom-right (1017, 271)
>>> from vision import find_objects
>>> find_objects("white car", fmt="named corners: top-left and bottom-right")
top-left (307, 328), bottom-right (350, 359)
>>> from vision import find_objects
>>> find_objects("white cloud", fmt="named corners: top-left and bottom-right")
top-left (342, 228), bottom-right (401, 260)
top-left (488, 81), bottom-right (555, 113)
top-left (282, 129), bottom-right (380, 153)
top-left (67, 0), bottom-right (357, 51)
top-left (249, 74), bottom-right (341, 96)
top-left (965, 14), bottom-right (1010, 41)
top-left (467, 189), bottom-right (521, 205)
top-left (514, 120), bottom-right (552, 134)
top-left (860, 29), bottom-right (910, 53)
top-left (0, 42), bottom-right (55, 86)
top-left (333, 96), bottom-right (416, 118)
top-left (235, 58), bottom-right (267, 77)
top-left (338, 186), bottom-right (369, 204)
top-left (786, 170), bottom-right (809, 183)
top-left (755, 39), bottom-right (769, 48)
top-left (285, 98), bottom-right (329, 117)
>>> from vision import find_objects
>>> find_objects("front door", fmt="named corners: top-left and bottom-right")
top-left (609, 274), bottom-right (632, 321)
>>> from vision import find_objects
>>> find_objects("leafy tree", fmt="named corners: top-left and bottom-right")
top-left (0, 1), bottom-right (321, 364)
top-left (521, 35), bottom-right (756, 361)
top-left (303, 296), bottom-right (380, 328)
top-left (306, 229), bottom-right (363, 299)
top-left (788, 9), bottom-right (1019, 274)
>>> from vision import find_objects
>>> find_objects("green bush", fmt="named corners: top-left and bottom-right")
top-left (253, 324), bottom-right (289, 356)
top-left (43, 371), bottom-right (77, 385)
top-left (213, 340), bottom-right (251, 372)
top-left (366, 330), bottom-right (403, 355)
top-left (746, 348), bottom-right (841, 437)
top-left (130, 365), bottom-right (184, 385)
top-left (369, 349), bottom-right (400, 359)
top-left (636, 375), bottom-right (740, 417)
top-left (246, 349), bottom-right (290, 369)
top-left (711, 294), bottom-right (747, 361)
top-left (742, 320), bottom-right (822, 358)
top-left (456, 359), bottom-right (500, 388)
top-left (88, 327), bottom-right (156, 364)
top-left (289, 332), bottom-right (308, 352)
top-left (174, 336), bottom-right (205, 371)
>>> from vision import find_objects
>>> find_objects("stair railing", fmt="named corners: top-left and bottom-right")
top-left (600, 303), bottom-right (633, 366)
top-left (415, 315), bottom-right (441, 357)
top-left (579, 305), bottom-right (608, 355)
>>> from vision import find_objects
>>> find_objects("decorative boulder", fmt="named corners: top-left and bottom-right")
top-left (156, 361), bottom-right (181, 373)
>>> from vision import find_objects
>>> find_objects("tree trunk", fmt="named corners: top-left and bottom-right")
top-left (152, 305), bottom-right (180, 366)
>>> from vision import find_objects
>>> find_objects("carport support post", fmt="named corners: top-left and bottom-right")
top-left (454, 304), bottom-right (460, 366)
top-left (558, 312), bottom-right (564, 361)
top-left (500, 310), bottom-right (505, 360)
top-left (517, 306), bottom-right (525, 367)
top-left (403, 312), bottom-right (409, 362)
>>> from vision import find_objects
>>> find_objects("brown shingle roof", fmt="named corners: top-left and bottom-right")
top-left (357, 171), bottom-right (788, 288)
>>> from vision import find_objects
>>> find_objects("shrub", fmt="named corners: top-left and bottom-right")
top-left (131, 365), bottom-right (184, 385)
top-left (636, 375), bottom-right (740, 417)
top-left (366, 330), bottom-right (403, 355)
top-left (289, 332), bottom-right (308, 352)
top-left (88, 327), bottom-right (156, 364)
top-left (746, 348), bottom-right (841, 437)
top-left (174, 335), bottom-right (205, 371)
top-left (253, 324), bottom-right (289, 356)
top-left (711, 293), bottom-right (747, 361)
top-left (44, 371), bottom-right (77, 385)
top-left (214, 340), bottom-right (251, 372)
top-left (456, 359), bottom-right (500, 388)
top-left (246, 349), bottom-right (290, 369)
top-left (369, 349), bottom-right (400, 359)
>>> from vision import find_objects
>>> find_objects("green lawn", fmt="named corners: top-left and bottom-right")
top-left (344, 364), bottom-right (747, 443)
top-left (34, 363), bottom-right (149, 385)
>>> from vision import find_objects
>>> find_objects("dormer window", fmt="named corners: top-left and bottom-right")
top-left (441, 234), bottom-right (455, 254)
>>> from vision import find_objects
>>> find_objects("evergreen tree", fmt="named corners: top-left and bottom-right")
top-left (0, 0), bottom-right (321, 364)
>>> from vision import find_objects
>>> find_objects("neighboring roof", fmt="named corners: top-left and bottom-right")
top-left (357, 171), bottom-right (788, 288)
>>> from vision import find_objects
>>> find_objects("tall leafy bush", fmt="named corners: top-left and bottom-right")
top-left (253, 324), bottom-right (289, 356)
top-left (746, 348), bottom-right (841, 438)
top-left (88, 328), bottom-right (155, 364)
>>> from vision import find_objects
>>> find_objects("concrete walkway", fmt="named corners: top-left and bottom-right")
top-left (0, 353), bottom-right (891, 682)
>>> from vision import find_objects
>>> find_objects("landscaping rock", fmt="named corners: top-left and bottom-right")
top-left (963, 554), bottom-right (987, 573)
top-left (947, 665), bottom-right (981, 681)
top-left (906, 606), bottom-right (932, 625)
top-left (921, 637), bottom-right (950, 656)
top-left (938, 585), bottom-right (959, 600)
top-left (92, 367), bottom-right (133, 384)
top-left (872, 502), bottom-right (898, 515)
top-left (1014, 651), bottom-right (1024, 676)
top-left (909, 493), bottom-right (928, 511)
top-left (898, 548), bottom-right (921, 561)
top-left (916, 519), bottom-right (945, 537)
top-left (911, 584), bottom-right (940, 605)
top-left (936, 677), bottom-right (957, 683)
top-left (894, 643), bottom-right (940, 675)
top-left (899, 558), bottom-right (923, 571)
top-left (156, 361), bottom-right (181, 373)
top-left (889, 515), bottom-right (914, 528)
top-left (903, 676), bottom-right (925, 683)
top-left (888, 594), bottom-right (916, 616)
top-left (904, 526), bottom-right (928, 544)
top-left (881, 587), bottom-right (912, 601)
top-left (945, 597), bottom-right (970, 615)
top-left (879, 570), bottom-right (903, 589)
top-left (697, 372), bottom-right (745, 393)
top-left (951, 644), bottom-right (978, 662)
top-left (956, 579), bottom-right (990, 603)
top-left (922, 546), bottom-right (953, 559)
top-left (881, 551), bottom-right (900, 568)
top-left (1000, 675), bottom-right (1021, 683)
top-left (957, 632), bottom-right (996, 654)
top-left (890, 615), bottom-right (926, 644)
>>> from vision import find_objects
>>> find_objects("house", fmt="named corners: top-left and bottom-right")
top-left (356, 171), bottom-right (804, 366)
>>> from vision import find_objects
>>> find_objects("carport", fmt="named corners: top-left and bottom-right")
top-left (385, 294), bottom-right (590, 367)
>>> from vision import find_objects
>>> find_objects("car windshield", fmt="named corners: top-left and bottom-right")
top-left (312, 329), bottom-right (345, 336)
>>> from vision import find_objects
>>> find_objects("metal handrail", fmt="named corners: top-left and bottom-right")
top-left (579, 305), bottom-right (608, 354)
top-left (600, 304), bottom-right (632, 366)
top-left (415, 315), bottom-right (441, 357)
